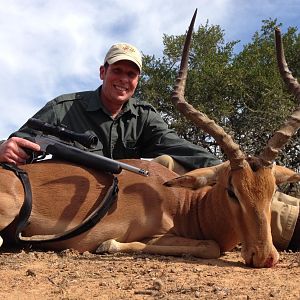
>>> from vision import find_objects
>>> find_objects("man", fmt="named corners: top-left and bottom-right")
top-left (0, 42), bottom-right (219, 172)
top-left (0, 42), bottom-right (298, 251)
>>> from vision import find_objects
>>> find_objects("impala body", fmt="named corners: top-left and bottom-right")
top-left (2, 158), bottom-right (298, 268)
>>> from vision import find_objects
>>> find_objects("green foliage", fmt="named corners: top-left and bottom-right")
top-left (135, 19), bottom-right (300, 171)
top-left (230, 18), bottom-right (300, 171)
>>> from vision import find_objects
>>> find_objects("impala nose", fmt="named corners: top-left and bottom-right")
top-left (245, 247), bottom-right (279, 268)
top-left (264, 256), bottom-right (276, 268)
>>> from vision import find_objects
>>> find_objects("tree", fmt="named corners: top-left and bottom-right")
top-left (136, 19), bottom-right (300, 173)
top-left (136, 21), bottom-right (239, 157)
top-left (231, 19), bottom-right (300, 169)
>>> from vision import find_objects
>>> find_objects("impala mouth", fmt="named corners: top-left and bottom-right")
top-left (264, 256), bottom-right (276, 268)
top-left (245, 252), bottom-right (255, 267)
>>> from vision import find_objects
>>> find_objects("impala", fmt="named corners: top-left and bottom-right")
top-left (0, 11), bottom-right (299, 268)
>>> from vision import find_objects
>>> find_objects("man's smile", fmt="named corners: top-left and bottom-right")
top-left (114, 84), bottom-right (128, 92)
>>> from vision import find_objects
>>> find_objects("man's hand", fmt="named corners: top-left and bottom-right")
top-left (0, 137), bottom-right (41, 165)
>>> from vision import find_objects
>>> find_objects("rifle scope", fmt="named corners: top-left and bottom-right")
top-left (26, 118), bottom-right (98, 149)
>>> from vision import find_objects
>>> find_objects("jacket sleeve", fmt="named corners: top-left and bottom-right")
top-left (140, 108), bottom-right (222, 170)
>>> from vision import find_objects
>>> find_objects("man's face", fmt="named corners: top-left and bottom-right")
top-left (100, 60), bottom-right (140, 107)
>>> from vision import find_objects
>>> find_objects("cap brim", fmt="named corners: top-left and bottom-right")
top-left (106, 55), bottom-right (142, 72)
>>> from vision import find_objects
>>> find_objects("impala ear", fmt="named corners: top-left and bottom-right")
top-left (164, 175), bottom-right (211, 189)
top-left (274, 165), bottom-right (300, 184)
top-left (164, 162), bottom-right (228, 189)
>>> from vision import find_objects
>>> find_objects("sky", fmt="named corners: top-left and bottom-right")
top-left (0, 0), bottom-right (299, 139)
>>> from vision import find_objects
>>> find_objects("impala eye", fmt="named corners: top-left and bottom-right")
top-left (226, 188), bottom-right (239, 202)
top-left (227, 188), bottom-right (237, 199)
top-left (226, 178), bottom-right (239, 202)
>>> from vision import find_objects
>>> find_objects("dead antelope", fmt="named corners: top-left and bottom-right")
top-left (0, 11), bottom-right (299, 268)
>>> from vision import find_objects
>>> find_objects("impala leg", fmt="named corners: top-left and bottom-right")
top-left (96, 236), bottom-right (220, 259)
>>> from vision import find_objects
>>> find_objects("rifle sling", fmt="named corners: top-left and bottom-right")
top-left (1, 163), bottom-right (119, 245)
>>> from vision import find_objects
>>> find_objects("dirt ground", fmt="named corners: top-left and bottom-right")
top-left (0, 247), bottom-right (299, 300)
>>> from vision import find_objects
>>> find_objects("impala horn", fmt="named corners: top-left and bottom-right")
top-left (259, 27), bottom-right (300, 165)
top-left (171, 9), bottom-right (246, 170)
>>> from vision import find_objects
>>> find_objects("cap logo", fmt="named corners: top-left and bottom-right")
top-left (121, 44), bottom-right (136, 53)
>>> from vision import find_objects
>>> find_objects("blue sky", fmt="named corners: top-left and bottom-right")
top-left (0, 0), bottom-right (299, 139)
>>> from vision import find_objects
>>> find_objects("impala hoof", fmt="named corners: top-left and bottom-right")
top-left (96, 239), bottom-right (119, 254)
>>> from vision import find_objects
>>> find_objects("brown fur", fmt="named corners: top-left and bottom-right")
top-left (1, 158), bottom-right (298, 267)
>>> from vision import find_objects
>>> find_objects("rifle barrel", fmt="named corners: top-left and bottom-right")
top-left (35, 136), bottom-right (149, 176)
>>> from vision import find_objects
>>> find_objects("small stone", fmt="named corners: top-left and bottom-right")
top-left (195, 290), bottom-right (201, 298)
top-left (26, 269), bottom-right (36, 277)
top-left (153, 278), bottom-right (163, 290)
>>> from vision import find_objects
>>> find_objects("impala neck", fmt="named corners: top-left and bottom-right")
top-left (197, 185), bottom-right (240, 252)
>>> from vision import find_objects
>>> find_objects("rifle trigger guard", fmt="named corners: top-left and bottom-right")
top-left (26, 151), bottom-right (47, 164)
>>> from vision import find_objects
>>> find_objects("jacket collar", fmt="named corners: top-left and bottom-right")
top-left (86, 86), bottom-right (139, 116)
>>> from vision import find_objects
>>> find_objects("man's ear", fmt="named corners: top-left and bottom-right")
top-left (99, 65), bottom-right (106, 80)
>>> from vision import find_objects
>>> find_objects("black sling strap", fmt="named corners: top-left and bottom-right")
top-left (1, 163), bottom-right (119, 245)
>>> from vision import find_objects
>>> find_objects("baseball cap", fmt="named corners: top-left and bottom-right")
top-left (104, 42), bottom-right (142, 72)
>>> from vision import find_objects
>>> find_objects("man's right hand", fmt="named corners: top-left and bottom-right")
top-left (0, 137), bottom-right (41, 165)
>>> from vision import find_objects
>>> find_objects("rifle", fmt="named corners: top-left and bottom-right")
top-left (24, 118), bottom-right (149, 176)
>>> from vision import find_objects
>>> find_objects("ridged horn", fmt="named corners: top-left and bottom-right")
top-left (171, 9), bottom-right (246, 169)
top-left (259, 27), bottom-right (300, 164)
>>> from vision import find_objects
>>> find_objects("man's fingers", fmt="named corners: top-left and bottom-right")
top-left (12, 137), bottom-right (41, 152)
top-left (7, 153), bottom-right (27, 165)
top-left (15, 145), bottom-right (31, 160)
top-left (0, 137), bottom-right (40, 165)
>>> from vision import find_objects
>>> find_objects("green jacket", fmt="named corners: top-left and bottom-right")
top-left (12, 86), bottom-right (221, 170)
